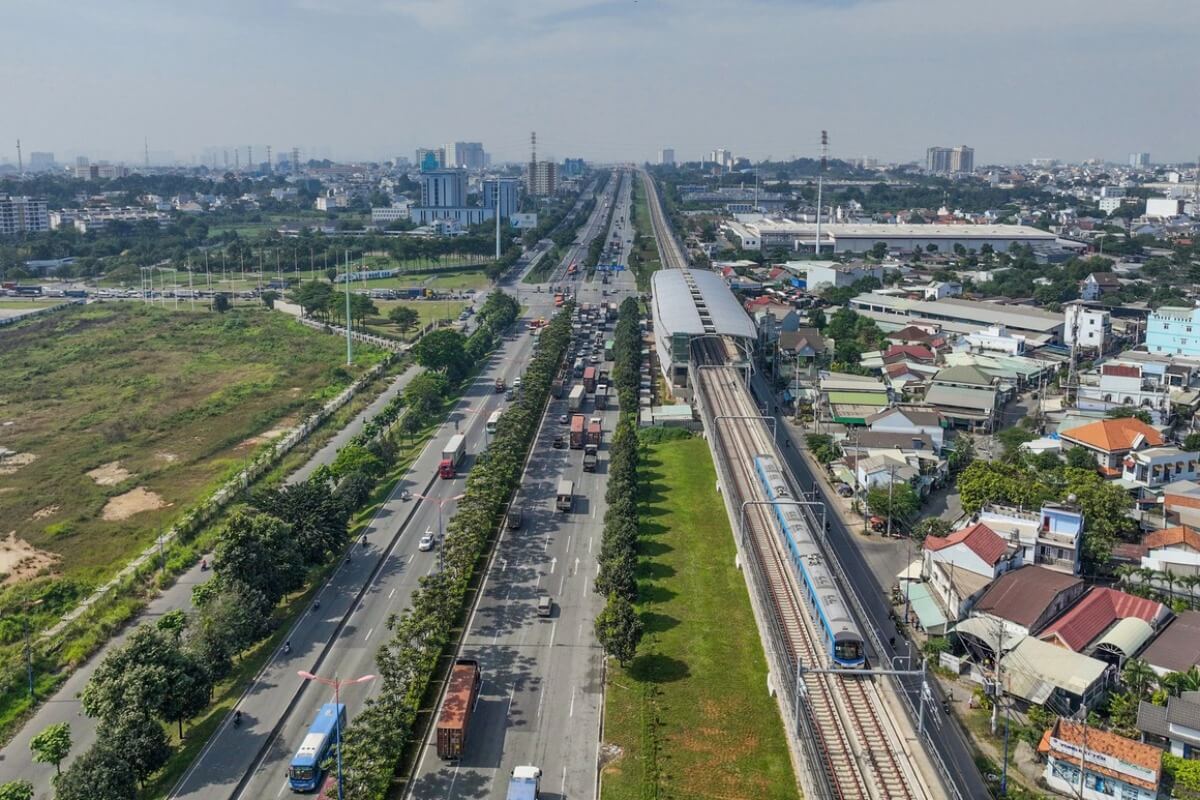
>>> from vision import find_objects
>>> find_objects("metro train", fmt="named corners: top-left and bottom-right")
top-left (753, 453), bottom-right (866, 669)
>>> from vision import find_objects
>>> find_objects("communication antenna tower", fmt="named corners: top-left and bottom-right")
top-left (293, 147), bottom-right (300, 173)
top-left (266, 145), bottom-right (272, 174)
top-left (15, 139), bottom-right (22, 176)
top-left (814, 131), bottom-right (828, 255)
top-left (247, 146), bottom-right (253, 171)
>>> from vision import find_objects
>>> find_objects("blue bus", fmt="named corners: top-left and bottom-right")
top-left (289, 703), bottom-right (346, 793)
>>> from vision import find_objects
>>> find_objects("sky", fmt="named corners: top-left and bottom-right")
top-left (3, 0), bottom-right (1198, 167)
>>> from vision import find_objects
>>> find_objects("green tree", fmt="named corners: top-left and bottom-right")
top-left (912, 517), bottom-right (953, 542)
top-left (253, 480), bottom-right (350, 566)
top-left (1122, 657), bottom-right (1156, 699)
top-left (1183, 432), bottom-right (1200, 452)
top-left (100, 710), bottom-right (172, 784)
top-left (808, 306), bottom-right (826, 330)
top-left (330, 442), bottom-right (385, 480)
top-left (995, 426), bottom-right (1036, 461)
top-left (865, 482), bottom-right (920, 528)
top-left (1107, 406), bottom-right (1153, 425)
top-left (260, 289), bottom-right (279, 309)
top-left (594, 593), bottom-right (643, 666)
top-left (29, 722), bottom-right (71, 775)
top-left (325, 267), bottom-right (338, 283)
top-left (412, 328), bottom-right (468, 378)
top-left (213, 510), bottom-right (303, 607)
top-left (806, 433), bottom-right (842, 465)
top-left (212, 293), bottom-right (231, 313)
top-left (1066, 446), bottom-right (1097, 470)
top-left (0, 781), bottom-right (33, 800)
top-left (947, 434), bottom-right (976, 473)
top-left (290, 280), bottom-right (333, 318)
top-left (387, 305), bottom-right (419, 335)
top-left (402, 371), bottom-right (449, 418)
top-left (52, 744), bottom-right (137, 800)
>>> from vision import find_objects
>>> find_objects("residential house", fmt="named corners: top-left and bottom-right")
top-left (1122, 446), bottom-right (1200, 491)
top-left (1041, 719), bottom-right (1161, 800)
top-left (1058, 417), bottom-right (1166, 478)
top-left (744, 297), bottom-right (801, 346)
top-left (821, 373), bottom-right (890, 426)
top-left (887, 325), bottom-right (940, 348)
top-left (1139, 526), bottom-right (1200, 582)
top-left (1162, 480), bottom-right (1200, 527)
top-left (1064, 302), bottom-right (1111, 352)
top-left (922, 522), bottom-right (1020, 621)
top-left (1075, 361), bottom-right (1177, 424)
top-left (778, 328), bottom-right (826, 370)
top-left (883, 344), bottom-right (937, 366)
top-left (969, 565), bottom-right (1086, 640)
top-left (850, 453), bottom-right (919, 492)
top-left (865, 406), bottom-right (947, 452)
top-left (1080, 272), bottom-right (1123, 301)
top-left (977, 502), bottom-right (1085, 575)
top-left (1036, 587), bottom-right (1169, 667)
top-left (963, 325), bottom-right (1027, 356)
top-left (1138, 691), bottom-right (1200, 758)
top-left (924, 364), bottom-right (999, 430)
top-left (1141, 611), bottom-right (1200, 676)
top-left (921, 281), bottom-right (962, 300)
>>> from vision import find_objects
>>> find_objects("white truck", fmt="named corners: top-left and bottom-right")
top-left (568, 384), bottom-right (585, 412)
top-left (507, 765), bottom-right (542, 800)
top-left (439, 434), bottom-right (466, 479)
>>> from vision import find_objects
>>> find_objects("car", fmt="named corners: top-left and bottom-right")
top-left (590, 355), bottom-right (601, 364)
top-left (507, 507), bottom-right (523, 530)
top-left (559, 414), bottom-right (569, 424)
top-left (552, 434), bottom-right (565, 449)
top-left (537, 595), bottom-right (553, 617)
top-left (418, 529), bottom-right (435, 551)
top-left (834, 483), bottom-right (854, 497)
top-left (506, 389), bottom-right (515, 400)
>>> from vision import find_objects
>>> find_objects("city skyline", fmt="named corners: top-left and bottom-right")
top-left (3, 0), bottom-right (1197, 167)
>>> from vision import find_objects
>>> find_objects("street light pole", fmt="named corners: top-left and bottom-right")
top-left (296, 671), bottom-right (375, 800)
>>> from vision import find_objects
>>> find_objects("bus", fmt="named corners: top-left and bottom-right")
top-left (288, 703), bottom-right (346, 792)
top-left (486, 410), bottom-right (502, 435)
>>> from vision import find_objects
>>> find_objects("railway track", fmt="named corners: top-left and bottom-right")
top-left (694, 345), bottom-right (923, 800)
top-left (638, 169), bottom-right (688, 270)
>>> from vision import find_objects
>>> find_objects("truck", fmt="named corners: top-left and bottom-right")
top-left (551, 378), bottom-right (565, 399)
top-left (556, 481), bottom-right (574, 513)
top-left (604, 340), bottom-right (614, 360)
top-left (439, 434), bottom-right (466, 479)
top-left (568, 384), bottom-right (585, 412)
top-left (507, 765), bottom-right (542, 800)
top-left (583, 445), bottom-right (598, 472)
top-left (494, 377), bottom-right (505, 393)
top-left (582, 366), bottom-right (597, 393)
top-left (595, 384), bottom-right (608, 409)
top-left (435, 658), bottom-right (483, 760)
top-left (569, 414), bottom-right (586, 449)
top-left (586, 417), bottom-right (603, 447)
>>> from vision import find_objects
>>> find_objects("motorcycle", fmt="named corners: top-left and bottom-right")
top-left (233, 710), bottom-right (243, 727)
top-left (200, 558), bottom-right (208, 571)
top-left (400, 489), bottom-right (412, 502)
top-left (283, 641), bottom-right (291, 655)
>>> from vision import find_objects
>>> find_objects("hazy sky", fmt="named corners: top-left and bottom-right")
top-left (4, 0), bottom-right (1197, 167)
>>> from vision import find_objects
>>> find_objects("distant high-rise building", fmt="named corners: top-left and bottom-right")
top-left (447, 142), bottom-right (486, 170)
top-left (926, 145), bottom-right (973, 174)
top-left (482, 178), bottom-right (520, 219)
top-left (527, 161), bottom-right (558, 196)
top-left (562, 158), bottom-right (585, 177)
top-left (709, 148), bottom-right (733, 168)
top-left (416, 147), bottom-right (445, 171)
top-left (658, 148), bottom-right (675, 166)
top-left (0, 195), bottom-right (50, 234)
top-left (950, 145), bottom-right (974, 173)
top-left (1130, 152), bottom-right (1151, 168)
top-left (28, 152), bottom-right (55, 172)
top-left (420, 169), bottom-right (467, 208)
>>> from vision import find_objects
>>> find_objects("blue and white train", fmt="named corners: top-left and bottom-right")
top-left (753, 453), bottom-right (866, 669)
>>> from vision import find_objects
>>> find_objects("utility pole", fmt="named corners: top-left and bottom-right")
top-left (15, 139), bottom-right (22, 177)
top-left (344, 249), bottom-right (352, 366)
top-left (814, 130), bottom-right (827, 255)
top-left (495, 181), bottom-right (502, 260)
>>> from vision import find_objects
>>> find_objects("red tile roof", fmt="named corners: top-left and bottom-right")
top-left (923, 522), bottom-right (1010, 566)
top-left (890, 325), bottom-right (935, 343)
top-left (884, 344), bottom-right (935, 362)
top-left (1038, 587), bottom-right (1167, 652)
top-left (1060, 417), bottom-right (1164, 454)
top-left (885, 362), bottom-right (920, 378)
top-left (1102, 364), bottom-right (1142, 378)
top-left (1143, 526), bottom-right (1200, 552)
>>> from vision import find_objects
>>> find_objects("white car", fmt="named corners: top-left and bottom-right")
top-left (418, 529), bottom-right (435, 551)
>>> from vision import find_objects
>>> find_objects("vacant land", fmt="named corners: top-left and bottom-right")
top-left (0, 304), bottom-right (383, 599)
top-left (601, 436), bottom-right (799, 800)
top-left (629, 179), bottom-right (663, 290)
top-left (359, 298), bottom-right (469, 340)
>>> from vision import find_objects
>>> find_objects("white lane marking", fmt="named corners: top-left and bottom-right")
top-left (588, 536), bottom-right (593, 553)
top-left (591, 504), bottom-right (597, 519)
top-left (574, 557), bottom-right (580, 576)
top-left (561, 765), bottom-right (568, 794)
top-left (565, 534), bottom-right (572, 553)
top-left (569, 689), bottom-right (576, 718)
top-left (388, 587), bottom-right (396, 599)
top-left (365, 626), bottom-right (374, 641)
top-left (558, 572), bottom-right (566, 594)
top-left (277, 780), bottom-right (287, 797)
top-left (550, 557), bottom-right (557, 574)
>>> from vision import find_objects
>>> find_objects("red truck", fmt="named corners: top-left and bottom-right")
top-left (569, 414), bottom-right (586, 450)
top-left (582, 366), bottom-right (597, 393)
top-left (586, 417), bottom-right (602, 447)
top-left (436, 658), bottom-right (483, 760)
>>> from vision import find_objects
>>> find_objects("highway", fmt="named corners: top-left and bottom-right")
top-left (546, 170), bottom-right (619, 286)
top-left (406, 169), bottom-right (637, 800)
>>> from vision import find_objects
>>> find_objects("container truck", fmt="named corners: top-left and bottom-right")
top-left (551, 378), bottom-right (565, 399)
top-left (583, 445), bottom-right (598, 472)
top-left (582, 366), bottom-right (597, 393)
top-left (569, 415), bottom-right (586, 449)
top-left (436, 658), bottom-right (483, 760)
top-left (439, 434), bottom-right (466, 479)
top-left (507, 765), bottom-right (542, 800)
top-left (586, 417), bottom-right (603, 447)
top-left (556, 481), bottom-right (574, 513)
top-left (568, 385), bottom-right (585, 412)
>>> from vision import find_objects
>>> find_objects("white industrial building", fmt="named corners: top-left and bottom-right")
top-left (650, 268), bottom-right (756, 399)
top-left (849, 292), bottom-right (1065, 343)
top-left (789, 260), bottom-right (883, 290)
top-left (722, 220), bottom-right (1057, 255)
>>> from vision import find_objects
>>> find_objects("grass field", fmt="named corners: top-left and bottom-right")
top-left (0, 299), bottom-right (64, 309)
top-left (629, 179), bottom-right (663, 291)
top-left (0, 304), bottom-right (385, 626)
top-left (601, 436), bottom-right (800, 800)
top-left (361, 298), bottom-right (469, 340)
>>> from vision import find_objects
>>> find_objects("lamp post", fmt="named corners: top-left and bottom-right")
top-left (296, 671), bottom-right (375, 800)
top-left (413, 493), bottom-right (465, 573)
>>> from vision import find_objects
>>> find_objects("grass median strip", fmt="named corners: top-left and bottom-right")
top-left (601, 436), bottom-right (800, 800)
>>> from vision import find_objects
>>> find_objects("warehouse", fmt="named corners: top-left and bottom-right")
top-left (849, 293), bottom-right (1065, 344)
top-left (650, 268), bottom-right (756, 398)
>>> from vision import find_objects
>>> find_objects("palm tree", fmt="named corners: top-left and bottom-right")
top-left (1122, 657), bottom-right (1156, 700)
top-left (1163, 569), bottom-right (1181, 605)
top-left (1115, 564), bottom-right (1138, 592)
top-left (1181, 574), bottom-right (1200, 610)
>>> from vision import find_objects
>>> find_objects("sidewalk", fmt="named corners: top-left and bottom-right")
top-left (0, 366), bottom-right (422, 800)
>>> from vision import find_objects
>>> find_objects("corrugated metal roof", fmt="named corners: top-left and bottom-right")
top-left (925, 384), bottom-right (996, 413)
top-left (827, 391), bottom-right (890, 406)
top-left (651, 268), bottom-right (756, 340)
top-left (1093, 617), bottom-right (1154, 658)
